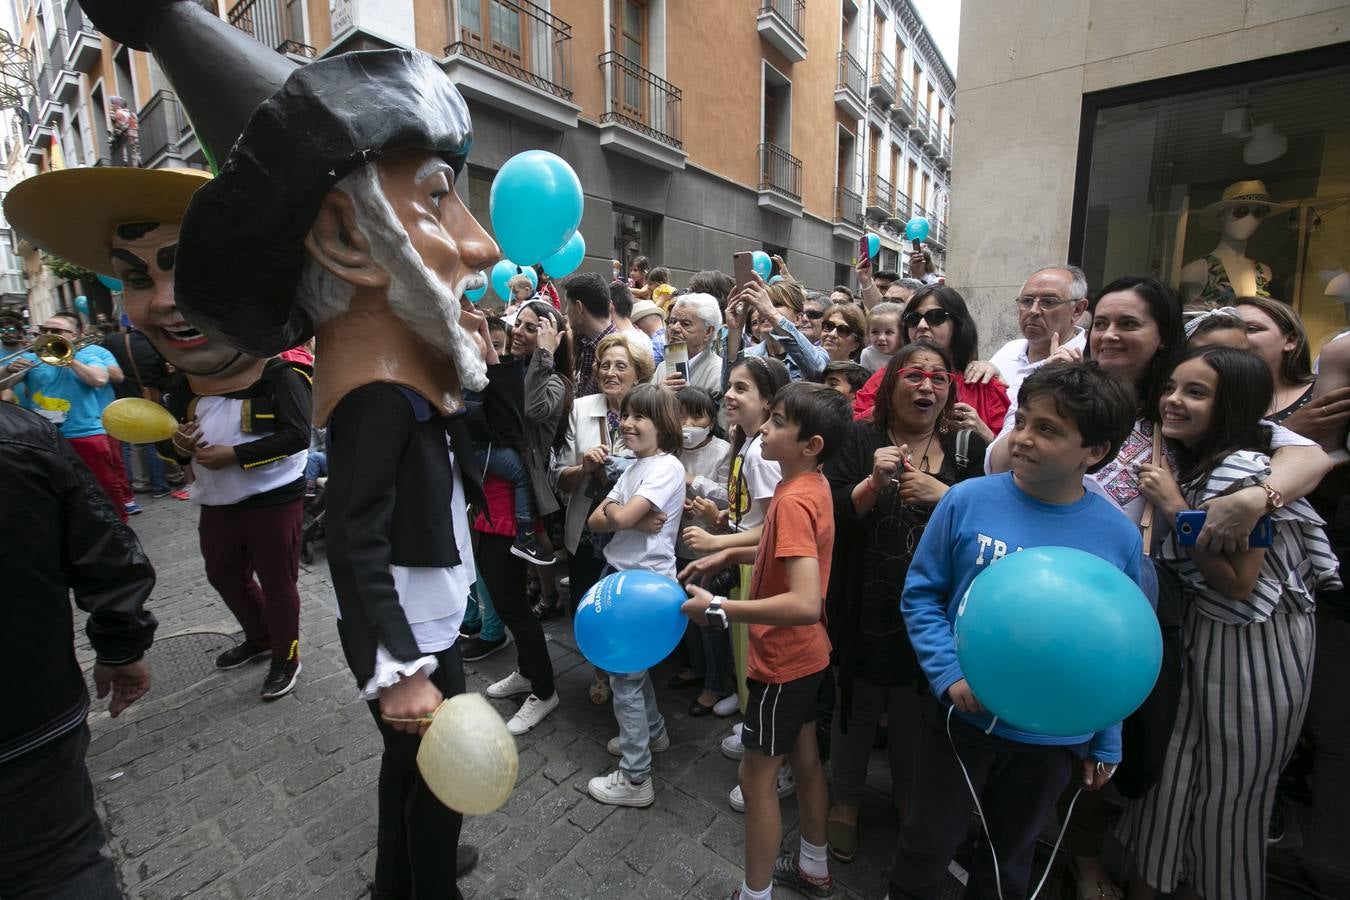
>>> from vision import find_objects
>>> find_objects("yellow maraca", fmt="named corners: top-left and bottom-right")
top-left (411, 693), bottom-right (518, 814)
top-left (101, 398), bottom-right (179, 444)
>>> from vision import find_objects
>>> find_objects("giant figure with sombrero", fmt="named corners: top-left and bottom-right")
top-left (5, 166), bottom-right (313, 703)
top-left (74, 2), bottom-right (503, 895)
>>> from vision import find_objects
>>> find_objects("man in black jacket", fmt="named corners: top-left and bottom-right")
top-left (0, 401), bottom-right (157, 898)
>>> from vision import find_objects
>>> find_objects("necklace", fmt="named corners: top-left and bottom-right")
top-left (889, 427), bottom-right (938, 473)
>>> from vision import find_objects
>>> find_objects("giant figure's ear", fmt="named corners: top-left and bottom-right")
top-left (303, 188), bottom-right (389, 289)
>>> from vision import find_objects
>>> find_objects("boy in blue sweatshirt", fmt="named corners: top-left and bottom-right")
top-left (891, 361), bottom-right (1142, 900)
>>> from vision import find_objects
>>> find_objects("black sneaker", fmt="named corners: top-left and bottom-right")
top-left (150, 486), bottom-right (174, 499)
top-left (456, 844), bottom-right (479, 878)
top-left (509, 532), bottom-right (554, 566)
top-left (460, 633), bottom-right (512, 662)
top-left (260, 658), bottom-right (301, 700)
top-left (215, 639), bottom-right (270, 670)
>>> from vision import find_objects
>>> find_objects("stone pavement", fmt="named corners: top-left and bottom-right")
top-left (73, 492), bottom-right (909, 899)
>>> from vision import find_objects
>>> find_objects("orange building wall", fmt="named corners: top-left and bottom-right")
top-left (556, 0), bottom-right (606, 124)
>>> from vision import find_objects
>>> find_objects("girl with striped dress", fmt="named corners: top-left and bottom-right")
top-left (1121, 347), bottom-right (1340, 900)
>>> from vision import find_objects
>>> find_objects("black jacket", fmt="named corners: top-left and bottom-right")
top-left (0, 403), bottom-right (157, 764)
top-left (101, 330), bottom-right (168, 399)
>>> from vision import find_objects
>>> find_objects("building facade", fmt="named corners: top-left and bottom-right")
top-left (948, 0), bottom-right (1350, 352)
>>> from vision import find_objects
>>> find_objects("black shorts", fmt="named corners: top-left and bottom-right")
top-left (741, 667), bottom-right (828, 758)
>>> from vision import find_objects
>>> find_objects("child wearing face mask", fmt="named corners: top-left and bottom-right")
top-left (672, 387), bottom-right (735, 717)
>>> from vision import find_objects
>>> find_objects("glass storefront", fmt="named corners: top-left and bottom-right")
top-left (1075, 59), bottom-right (1350, 350)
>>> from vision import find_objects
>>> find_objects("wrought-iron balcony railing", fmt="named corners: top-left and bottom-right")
top-left (759, 142), bottom-right (802, 201)
top-left (760, 0), bottom-right (805, 38)
top-left (836, 50), bottom-right (865, 99)
top-left (833, 186), bottom-right (863, 228)
top-left (138, 90), bottom-right (187, 165)
top-left (599, 51), bottom-right (682, 150)
top-left (445, 0), bottom-right (573, 101)
top-left (895, 191), bottom-right (912, 222)
top-left (869, 48), bottom-right (896, 100)
top-left (867, 174), bottom-right (895, 215)
top-left (228, 0), bottom-right (316, 58)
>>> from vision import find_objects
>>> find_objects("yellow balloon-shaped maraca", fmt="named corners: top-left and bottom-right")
top-left (416, 693), bottom-right (519, 814)
top-left (101, 398), bottom-right (179, 444)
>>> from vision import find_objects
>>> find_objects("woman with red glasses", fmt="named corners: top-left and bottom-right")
top-left (820, 340), bottom-right (987, 863)
top-left (851, 285), bottom-right (1009, 439)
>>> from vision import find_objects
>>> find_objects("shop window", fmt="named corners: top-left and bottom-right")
top-left (1074, 60), bottom-right (1350, 349)
top-left (614, 207), bottom-right (656, 278)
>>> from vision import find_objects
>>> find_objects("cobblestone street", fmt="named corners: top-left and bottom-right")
top-left (74, 494), bottom-right (904, 899)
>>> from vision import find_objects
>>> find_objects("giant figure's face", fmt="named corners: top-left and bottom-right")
top-left (109, 223), bottom-right (257, 378)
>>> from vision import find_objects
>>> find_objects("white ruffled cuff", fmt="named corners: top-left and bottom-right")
top-left (358, 644), bottom-right (439, 700)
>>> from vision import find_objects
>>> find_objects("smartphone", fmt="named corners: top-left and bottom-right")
top-left (732, 251), bottom-right (755, 293)
top-left (1175, 510), bottom-right (1274, 547)
top-left (858, 233), bottom-right (872, 264)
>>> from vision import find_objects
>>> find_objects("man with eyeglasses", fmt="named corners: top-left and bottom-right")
top-left (653, 292), bottom-right (724, 399)
top-left (989, 266), bottom-right (1090, 400)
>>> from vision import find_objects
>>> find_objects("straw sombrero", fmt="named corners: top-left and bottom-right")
top-left (3, 167), bottom-right (211, 276)
top-left (1197, 179), bottom-right (1291, 220)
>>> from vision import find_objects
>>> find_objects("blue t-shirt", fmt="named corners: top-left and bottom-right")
top-left (901, 472), bottom-right (1146, 763)
top-left (17, 345), bottom-right (117, 438)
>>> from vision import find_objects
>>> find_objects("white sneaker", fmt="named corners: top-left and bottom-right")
top-left (486, 670), bottom-right (533, 699)
top-left (714, 694), bottom-right (740, 717)
top-left (721, 723), bottom-right (744, 760)
top-left (506, 692), bottom-right (559, 735)
top-left (587, 770), bottom-right (655, 807)
top-left (607, 730), bottom-right (670, 756)
top-left (728, 766), bottom-right (795, 813)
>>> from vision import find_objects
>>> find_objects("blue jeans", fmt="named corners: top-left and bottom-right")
top-left (461, 573), bottom-right (504, 642)
top-left (474, 445), bottom-right (534, 529)
top-left (609, 670), bottom-right (666, 781)
top-left (120, 440), bottom-right (166, 492)
top-left (304, 451), bottom-right (327, 481)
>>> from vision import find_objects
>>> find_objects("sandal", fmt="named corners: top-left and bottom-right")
top-left (588, 672), bottom-right (611, 705)
top-left (825, 818), bottom-right (858, 863)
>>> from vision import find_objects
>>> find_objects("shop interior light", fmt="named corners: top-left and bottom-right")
top-left (1243, 121), bottom-right (1288, 164)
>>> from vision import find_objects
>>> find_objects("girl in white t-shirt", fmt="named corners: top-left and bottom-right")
top-left (584, 384), bottom-right (686, 808)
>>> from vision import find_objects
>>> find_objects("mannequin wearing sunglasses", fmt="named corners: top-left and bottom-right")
top-left (1180, 180), bottom-right (1287, 313)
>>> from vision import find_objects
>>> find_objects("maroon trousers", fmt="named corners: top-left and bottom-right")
top-left (68, 434), bottom-right (133, 522)
top-left (198, 499), bottom-right (303, 662)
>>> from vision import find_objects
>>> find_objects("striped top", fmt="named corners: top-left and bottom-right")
top-left (1161, 450), bottom-right (1340, 625)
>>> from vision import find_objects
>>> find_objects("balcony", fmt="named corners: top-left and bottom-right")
top-left (757, 0), bottom-right (806, 63)
top-left (443, 0), bottom-right (579, 130)
top-left (25, 124), bottom-right (54, 166)
top-left (832, 186), bottom-right (864, 239)
top-left (868, 49), bottom-right (895, 108)
top-left (598, 51), bottom-right (685, 170)
top-left (758, 141), bottom-right (802, 218)
top-left (927, 218), bottom-right (946, 249)
top-left (890, 82), bottom-right (915, 126)
top-left (53, 67), bottom-right (79, 105)
top-left (139, 90), bottom-right (188, 168)
top-left (865, 174), bottom-right (894, 220)
top-left (937, 134), bottom-right (952, 167)
top-left (893, 191), bottom-right (912, 226)
top-left (227, 0), bottom-right (317, 59)
top-left (64, 2), bottom-right (102, 72)
top-left (834, 51), bottom-right (865, 120)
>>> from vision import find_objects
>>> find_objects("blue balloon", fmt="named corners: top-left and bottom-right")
top-left (542, 232), bottom-right (586, 279)
top-left (954, 546), bottom-right (1162, 737)
top-left (768, 275), bottom-right (784, 285)
top-left (96, 274), bottom-right (123, 292)
top-left (490, 259), bottom-right (537, 301)
top-left (464, 270), bottom-right (488, 304)
top-left (751, 250), bottom-right (772, 279)
top-left (574, 571), bottom-right (688, 673)
top-left (904, 216), bottom-right (931, 242)
top-left (866, 232), bottom-right (881, 258)
top-left (74, 295), bottom-right (89, 315)
top-left (489, 150), bottom-right (584, 265)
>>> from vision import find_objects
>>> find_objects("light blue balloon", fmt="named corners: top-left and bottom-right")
top-left (74, 295), bottom-right (89, 315)
top-left (542, 232), bottom-right (586, 279)
top-left (905, 216), bottom-right (931, 242)
top-left (768, 275), bottom-right (784, 285)
top-left (954, 546), bottom-right (1162, 737)
top-left (574, 571), bottom-right (688, 673)
top-left (490, 259), bottom-right (538, 301)
top-left (464, 270), bottom-right (488, 304)
top-left (96, 274), bottom-right (123, 292)
top-left (751, 250), bottom-right (772, 279)
top-left (489, 150), bottom-right (584, 266)
top-left (866, 232), bottom-right (881, 258)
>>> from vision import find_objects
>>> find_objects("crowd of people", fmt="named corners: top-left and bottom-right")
top-left (8, 240), bottom-right (1350, 900)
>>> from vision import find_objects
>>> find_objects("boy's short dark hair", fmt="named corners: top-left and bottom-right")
top-left (771, 381), bottom-right (853, 464)
top-left (1017, 361), bottom-right (1136, 474)
top-left (621, 383), bottom-right (682, 454)
top-left (486, 315), bottom-right (507, 333)
top-left (649, 266), bottom-right (670, 287)
top-left (565, 272), bottom-right (611, 320)
top-left (688, 270), bottom-right (735, 304)
top-left (675, 385), bottom-right (718, 423)
top-left (609, 280), bottom-right (634, 319)
top-left (873, 269), bottom-right (900, 286)
top-left (821, 361), bottom-right (869, 393)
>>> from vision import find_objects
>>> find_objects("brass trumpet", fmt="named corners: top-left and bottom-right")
top-left (0, 331), bottom-right (102, 368)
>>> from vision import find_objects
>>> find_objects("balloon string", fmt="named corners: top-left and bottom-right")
top-left (944, 705), bottom-right (1079, 900)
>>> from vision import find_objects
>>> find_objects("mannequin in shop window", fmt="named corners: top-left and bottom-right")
top-left (1180, 179), bottom-right (1289, 313)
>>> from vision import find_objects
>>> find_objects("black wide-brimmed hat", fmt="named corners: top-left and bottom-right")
top-left (79, 1), bottom-right (473, 357)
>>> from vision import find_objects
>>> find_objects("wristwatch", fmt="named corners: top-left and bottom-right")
top-left (706, 596), bottom-right (729, 631)
top-left (1258, 480), bottom-right (1284, 512)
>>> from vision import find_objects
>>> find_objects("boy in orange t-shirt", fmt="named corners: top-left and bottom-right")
top-left (683, 382), bottom-right (852, 900)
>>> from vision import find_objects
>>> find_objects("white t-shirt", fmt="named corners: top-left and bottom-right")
top-left (189, 395), bottom-right (307, 507)
top-left (729, 434), bottom-right (782, 532)
top-left (602, 453), bottom-right (686, 577)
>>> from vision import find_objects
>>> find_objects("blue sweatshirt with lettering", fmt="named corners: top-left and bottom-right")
top-left (901, 472), bottom-right (1147, 762)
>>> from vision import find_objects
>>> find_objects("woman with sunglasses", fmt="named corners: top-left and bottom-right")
top-left (820, 304), bottom-right (867, 364)
top-left (821, 341), bottom-right (987, 863)
top-left (852, 286), bottom-right (1009, 440)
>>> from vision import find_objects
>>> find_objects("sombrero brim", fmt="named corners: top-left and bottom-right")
top-left (3, 167), bottom-right (211, 276)
top-left (1196, 197), bottom-right (1293, 219)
